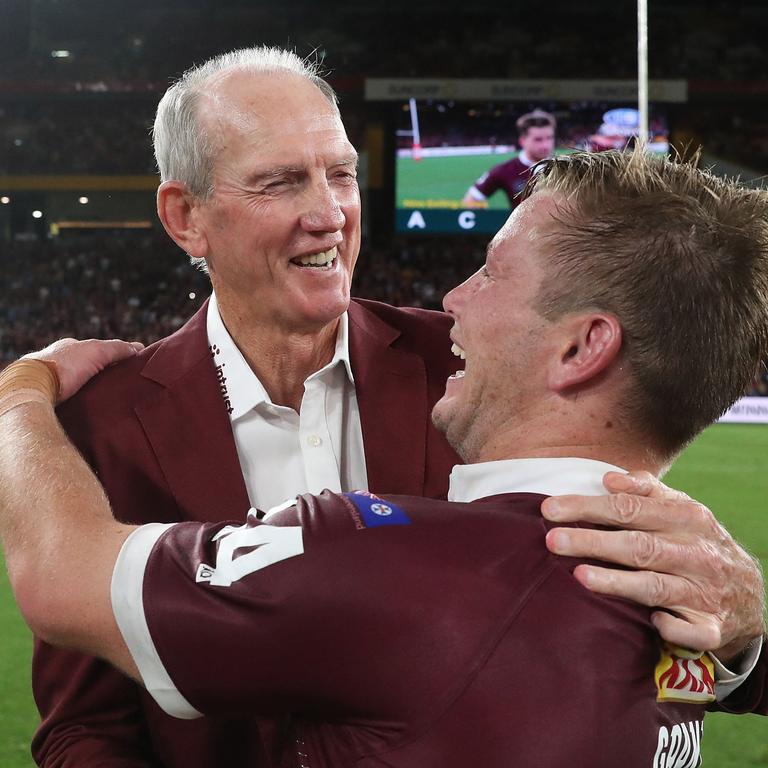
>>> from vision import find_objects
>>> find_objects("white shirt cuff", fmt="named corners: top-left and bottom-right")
top-left (713, 636), bottom-right (764, 701)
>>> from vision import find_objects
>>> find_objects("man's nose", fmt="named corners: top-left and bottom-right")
top-left (443, 270), bottom-right (478, 316)
top-left (443, 284), bottom-right (461, 316)
top-left (301, 181), bottom-right (346, 232)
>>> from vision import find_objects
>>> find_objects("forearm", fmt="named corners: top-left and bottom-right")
top-left (0, 363), bottom-right (132, 659)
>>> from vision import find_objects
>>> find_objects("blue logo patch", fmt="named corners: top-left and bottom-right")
top-left (344, 492), bottom-right (411, 528)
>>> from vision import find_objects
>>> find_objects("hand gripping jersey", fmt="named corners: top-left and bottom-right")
top-left (113, 490), bottom-right (710, 768)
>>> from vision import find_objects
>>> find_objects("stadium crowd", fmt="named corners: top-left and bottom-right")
top-left (0, 233), bottom-right (206, 364)
top-left (0, 232), bottom-right (484, 366)
top-left (2, 230), bottom-right (764, 399)
top-left (3, 1), bottom-right (768, 177)
top-left (4, 98), bottom-right (768, 176)
top-left (2, 2), bottom-right (766, 84)
top-left (0, 102), bottom-right (156, 175)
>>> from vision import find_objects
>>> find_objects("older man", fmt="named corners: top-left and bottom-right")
top-left (29, 48), bottom-right (765, 767)
top-left (32, 48), bottom-right (457, 767)
top-left (1, 149), bottom-right (766, 768)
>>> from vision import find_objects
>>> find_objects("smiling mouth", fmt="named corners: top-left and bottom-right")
top-left (291, 246), bottom-right (338, 269)
top-left (450, 342), bottom-right (466, 378)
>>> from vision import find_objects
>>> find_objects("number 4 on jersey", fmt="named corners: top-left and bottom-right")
top-left (195, 524), bottom-right (304, 587)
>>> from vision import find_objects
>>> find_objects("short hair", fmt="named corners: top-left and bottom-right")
top-left (153, 46), bottom-right (339, 199)
top-left (516, 109), bottom-right (556, 136)
top-left (528, 148), bottom-right (768, 458)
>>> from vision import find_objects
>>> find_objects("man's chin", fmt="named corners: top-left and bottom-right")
top-left (430, 398), bottom-right (451, 436)
top-left (431, 400), bottom-right (468, 459)
top-left (291, 292), bottom-right (351, 331)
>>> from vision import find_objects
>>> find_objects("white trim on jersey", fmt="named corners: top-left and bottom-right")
top-left (111, 523), bottom-right (203, 720)
top-left (517, 150), bottom-right (535, 167)
top-left (465, 185), bottom-right (487, 202)
top-left (448, 456), bottom-right (623, 502)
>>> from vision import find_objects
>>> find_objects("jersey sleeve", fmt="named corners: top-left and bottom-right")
top-left (111, 511), bottom-right (310, 720)
top-left (110, 492), bottom-right (528, 724)
top-left (473, 166), bottom-right (500, 198)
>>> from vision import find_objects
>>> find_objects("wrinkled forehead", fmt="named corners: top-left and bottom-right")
top-left (197, 70), bottom-right (345, 151)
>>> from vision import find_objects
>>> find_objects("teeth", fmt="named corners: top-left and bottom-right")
top-left (296, 247), bottom-right (337, 267)
top-left (451, 342), bottom-right (466, 360)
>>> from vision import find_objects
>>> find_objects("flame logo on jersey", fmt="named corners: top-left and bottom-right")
top-left (655, 643), bottom-right (715, 703)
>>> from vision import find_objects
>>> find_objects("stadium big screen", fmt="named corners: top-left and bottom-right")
top-left (395, 100), bottom-right (670, 234)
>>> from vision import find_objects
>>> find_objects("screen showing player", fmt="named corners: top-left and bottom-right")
top-left (395, 100), bottom-right (670, 234)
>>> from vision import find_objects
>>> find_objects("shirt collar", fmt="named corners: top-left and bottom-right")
top-left (307, 310), bottom-right (355, 386)
top-left (206, 293), bottom-right (354, 422)
top-left (518, 150), bottom-right (534, 167)
top-left (448, 457), bottom-right (627, 502)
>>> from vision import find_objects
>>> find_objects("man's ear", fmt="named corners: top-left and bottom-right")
top-left (548, 313), bottom-right (623, 392)
top-left (156, 181), bottom-right (210, 260)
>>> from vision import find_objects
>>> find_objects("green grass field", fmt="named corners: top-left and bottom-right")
top-left (397, 152), bottom-right (519, 209)
top-left (396, 149), bottom-right (574, 209)
top-left (1, 423), bottom-right (766, 766)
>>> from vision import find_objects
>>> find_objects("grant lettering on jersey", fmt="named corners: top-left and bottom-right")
top-left (195, 524), bottom-right (304, 587)
top-left (652, 721), bottom-right (703, 768)
top-left (655, 643), bottom-right (715, 704)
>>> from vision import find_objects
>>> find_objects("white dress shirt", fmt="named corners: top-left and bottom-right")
top-left (206, 294), bottom-right (368, 512)
top-left (448, 456), bottom-right (763, 700)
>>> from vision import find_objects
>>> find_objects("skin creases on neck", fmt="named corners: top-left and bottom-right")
top-left (218, 296), bottom-right (341, 411)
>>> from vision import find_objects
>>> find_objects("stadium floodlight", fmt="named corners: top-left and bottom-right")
top-left (0, 196), bottom-right (10, 205)
top-left (637, 0), bottom-right (649, 143)
top-left (78, 196), bottom-right (89, 204)
top-left (50, 50), bottom-right (71, 58)
top-left (32, 210), bottom-right (43, 219)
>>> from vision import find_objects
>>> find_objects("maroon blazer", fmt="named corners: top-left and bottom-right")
top-left (32, 298), bottom-right (461, 768)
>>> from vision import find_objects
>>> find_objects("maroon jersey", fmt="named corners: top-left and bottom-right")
top-left (473, 155), bottom-right (533, 207)
top-left (114, 491), bottom-right (710, 768)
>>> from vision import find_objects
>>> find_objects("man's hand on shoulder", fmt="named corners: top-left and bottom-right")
top-left (541, 470), bottom-right (766, 663)
top-left (25, 338), bottom-right (144, 403)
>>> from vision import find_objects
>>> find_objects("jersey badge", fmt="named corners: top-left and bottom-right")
top-left (654, 643), bottom-right (715, 703)
top-left (344, 491), bottom-right (411, 528)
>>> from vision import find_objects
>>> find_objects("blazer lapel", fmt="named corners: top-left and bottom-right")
top-left (133, 299), bottom-right (431, 514)
top-left (349, 301), bottom-right (428, 497)
top-left (135, 301), bottom-right (251, 522)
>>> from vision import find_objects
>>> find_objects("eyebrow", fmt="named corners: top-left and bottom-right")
top-left (327, 152), bottom-right (360, 172)
top-left (247, 152), bottom-right (359, 185)
top-left (246, 166), bottom-right (302, 185)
